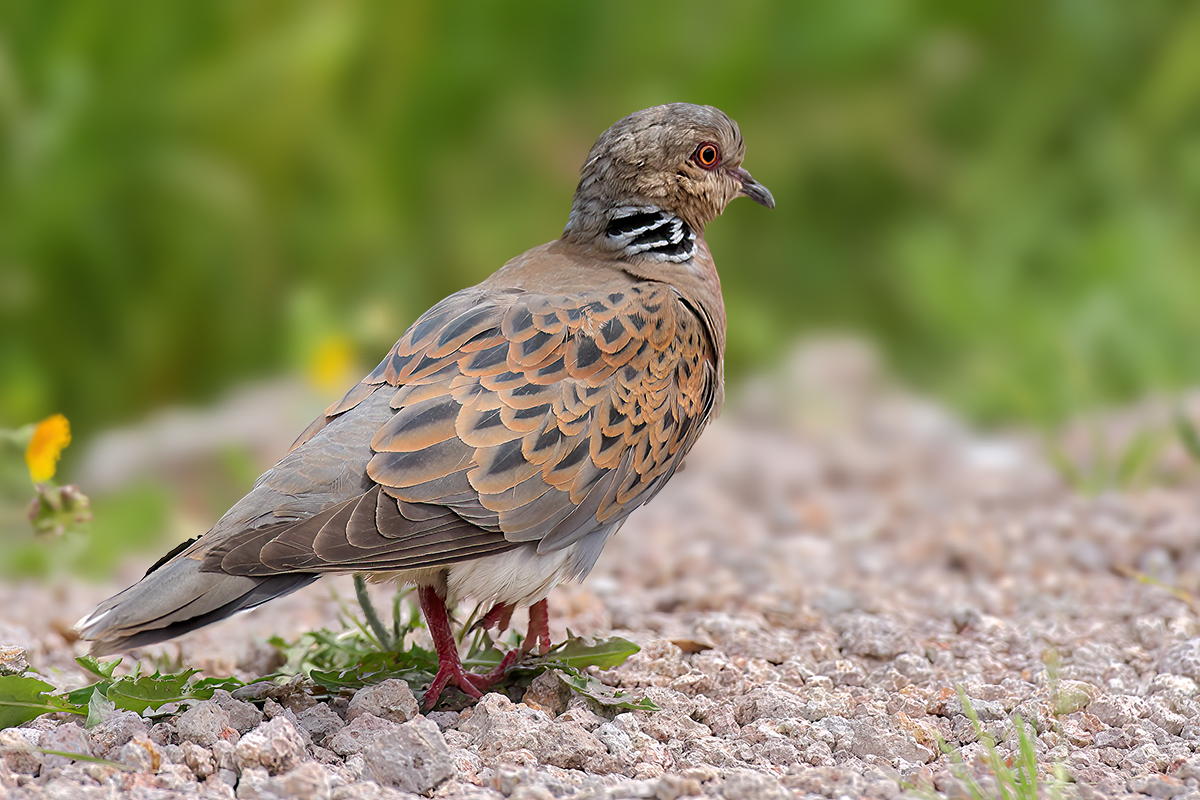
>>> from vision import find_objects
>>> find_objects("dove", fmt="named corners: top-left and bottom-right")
top-left (77, 103), bottom-right (773, 707)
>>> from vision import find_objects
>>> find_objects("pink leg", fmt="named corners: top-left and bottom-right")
top-left (464, 599), bottom-right (551, 689)
top-left (472, 602), bottom-right (515, 634)
top-left (419, 585), bottom-right (484, 709)
top-left (523, 598), bottom-right (552, 655)
top-left (418, 589), bottom-right (555, 708)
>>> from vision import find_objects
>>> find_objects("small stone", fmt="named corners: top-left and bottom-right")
top-left (798, 686), bottom-right (854, 720)
top-left (836, 612), bottom-right (910, 659)
top-left (425, 711), bottom-right (461, 731)
top-left (176, 701), bottom-right (232, 746)
top-left (298, 703), bottom-right (346, 744)
top-left (205, 774), bottom-right (237, 799)
top-left (733, 684), bottom-right (808, 725)
top-left (235, 716), bottom-right (306, 775)
top-left (1160, 638), bottom-right (1200, 682)
top-left (212, 688), bottom-right (266, 733)
top-left (264, 761), bottom-right (332, 800)
top-left (160, 741), bottom-right (183, 763)
top-left (0, 645), bottom-right (28, 675)
top-left (457, 692), bottom-right (615, 772)
top-left (0, 728), bottom-right (42, 774)
top-left (1174, 755), bottom-right (1200, 781)
top-left (328, 712), bottom-right (400, 756)
top-left (148, 719), bottom-right (176, 746)
top-left (345, 679), bottom-right (419, 724)
top-left (1051, 680), bottom-right (1097, 715)
top-left (522, 671), bottom-right (571, 716)
top-left (213, 738), bottom-right (237, 770)
top-left (718, 767), bottom-right (792, 800)
top-left (328, 782), bottom-right (411, 799)
top-left (847, 716), bottom-right (932, 764)
top-left (1088, 695), bottom-right (1146, 727)
top-left (238, 766), bottom-right (271, 799)
top-left (158, 761), bottom-right (198, 789)
top-left (456, 694), bottom-right (545, 758)
top-left (343, 752), bottom-right (366, 781)
top-left (693, 696), bottom-right (740, 737)
top-left (40, 722), bottom-right (93, 770)
top-left (181, 740), bottom-right (215, 779)
top-left (363, 716), bottom-right (454, 794)
top-left (1127, 774), bottom-right (1185, 799)
top-left (89, 710), bottom-right (148, 757)
top-left (535, 719), bottom-right (613, 772)
top-left (115, 734), bottom-right (161, 773)
top-left (594, 721), bottom-right (636, 764)
top-left (1121, 742), bottom-right (1169, 772)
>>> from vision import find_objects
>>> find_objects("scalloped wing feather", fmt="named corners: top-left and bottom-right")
top-left (204, 278), bottom-right (716, 578)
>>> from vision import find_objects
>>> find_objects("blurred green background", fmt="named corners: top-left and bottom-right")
top-left (4, 0), bottom-right (1200, 574)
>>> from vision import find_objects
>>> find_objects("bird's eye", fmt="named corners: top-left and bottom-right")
top-left (693, 142), bottom-right (721, 170)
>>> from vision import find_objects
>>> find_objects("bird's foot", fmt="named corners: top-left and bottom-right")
top-left (465, 648), bottom-right (522, 690)
top-left (522, 598), bottom-right (552, 656)
top-left (418, 587), bottom-right (554, 709)
top-left (423, 648), bottom-right (521, 710)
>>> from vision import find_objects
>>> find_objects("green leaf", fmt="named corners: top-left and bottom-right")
top-left (0, 675), bottom-right (83, 729)
top-left (36, 748), bottom-right (136, 771)
top-left (75, 655), bottom-right (121, 682)
top-left (85, 688), bottom-right (116, 729)
top-left (192, 676), bottom-right (246, 693)
top-left (544, 634), bottom-right (640, 670)
top-left (550, 668), bottom-right (658, 711)
top-left (105, 670), bottom-right (205, 715)
top-left (308, 649), bottom-right (439, 692)
top-left (65, 682), bottom-right (108, 708)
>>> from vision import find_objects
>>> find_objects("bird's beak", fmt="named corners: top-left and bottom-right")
top-left (730, 167), bottom-right (775, 209)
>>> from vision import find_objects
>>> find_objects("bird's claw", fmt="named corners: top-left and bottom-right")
top-left (422, 648), bottom-right (522, 710)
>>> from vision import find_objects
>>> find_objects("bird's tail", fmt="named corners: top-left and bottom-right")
top-left (76, 555), bottom-right (317, 656)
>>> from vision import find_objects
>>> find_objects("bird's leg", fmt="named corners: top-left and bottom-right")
top-left (418, 590), bottom-right (557, 708)
top-left (418, 586), bottom-right (525, 708)
top-left (523, 598), bottom-right (552, 655)
top-left (419, 585), bottom-right (485, 708)
top-left (460, 599), bottom-right (551, 690)
top-left (471, 602), bottom-right (514, 634)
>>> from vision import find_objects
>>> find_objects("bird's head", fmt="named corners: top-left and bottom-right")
top-left (566, 103), bottom-right (774, 244)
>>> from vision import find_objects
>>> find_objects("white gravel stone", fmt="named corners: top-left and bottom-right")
top-left (328, 712), bottom-right (400, 757)
top-left (176, 700), bottom-right (232, 746)
top-left (235, 716), bottom-right (306, 775)
top-left (345, 679), bottom-right (419, 725)
top-left (362, 716), bottom-right (453, 794)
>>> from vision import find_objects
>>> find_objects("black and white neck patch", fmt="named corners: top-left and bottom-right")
top-left (604, 206), bottom-right (696, 262)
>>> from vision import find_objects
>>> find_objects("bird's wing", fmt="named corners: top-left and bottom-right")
top-left (201, 280), bottom-right (717, 577)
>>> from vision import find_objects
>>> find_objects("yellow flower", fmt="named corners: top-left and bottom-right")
top-left (25, 413), bottom-right (71, 483)
top-left (307, 335), bottom-right (357, 393)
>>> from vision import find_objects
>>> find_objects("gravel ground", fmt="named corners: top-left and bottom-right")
top-left (5, 341), bottom-right (1200, 799)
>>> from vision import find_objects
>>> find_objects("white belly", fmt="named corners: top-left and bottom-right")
top-left (369, 543), bottom-right (576, 607)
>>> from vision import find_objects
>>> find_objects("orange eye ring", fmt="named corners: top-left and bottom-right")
top-left (693, 142), bottom-right (721, 170)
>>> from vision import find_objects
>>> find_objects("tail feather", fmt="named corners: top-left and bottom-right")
top-left (77, 557), bottom-right (317, 656)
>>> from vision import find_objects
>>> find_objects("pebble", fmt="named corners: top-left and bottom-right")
top-left (234, 716), bottom-right (306, 775)
top-left (345, 679), bottom-right (419, 724)
top-left (176, 699), bottom-right (232, 746)
top-left (362, 716), bottom-right (453, 793)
